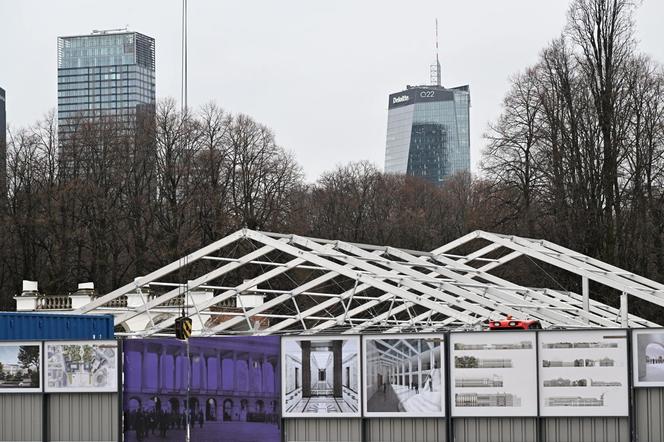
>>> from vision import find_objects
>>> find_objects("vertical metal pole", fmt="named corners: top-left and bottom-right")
top-left (620, 292), bottom-right (629, 327)
top-left (117, 339), bottom-right (124, 442)
top-left (626, 330), bottom-right (635, 442)
top-left (582, 276), bottom-right (590, 323)
top-left (535, 330), bottom-right (543, 442)
top-left (445, 333), bottom-right (453, 442)
top-left (42, 341), bottom-right (48, 442)
top-left (42, 393), bottom-right (48, 442)
top-left (359, 335), bottom-right (366, 442)
top-left (186, 337), bottom-right (191, 442)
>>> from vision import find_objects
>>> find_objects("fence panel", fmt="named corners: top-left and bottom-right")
top-left (453, 417), bottom-right (537, 442)
top-left (366, 418), bottom-right (446, 442)
top-left (0, 394), bottom-right (42, 441)
top-left (48, 393), bottom-right (118, 442)
top-left (284, 418), bottom-right (362, 441)
top-left (541, 417), bottom-right (629, 442)
top-left (634, 388), bottom-right (664, 442)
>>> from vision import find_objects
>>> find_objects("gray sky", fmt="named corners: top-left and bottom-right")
top-left (1, 0), bottom-right (663, 181)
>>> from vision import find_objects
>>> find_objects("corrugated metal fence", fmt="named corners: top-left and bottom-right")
top-left (283, 392), bottom-right (664, 442)
top-left (0, 393), bottom-right (118, 442)
top-left (1, 331), bottom-right (663, 441)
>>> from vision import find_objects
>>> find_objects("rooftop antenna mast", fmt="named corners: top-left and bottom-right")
top-left (181, 0), bottom-right (188, 113)
top-left (180, 5), bottom-right (191, 442)
top-left (430, 18), bottom-right (442, 86)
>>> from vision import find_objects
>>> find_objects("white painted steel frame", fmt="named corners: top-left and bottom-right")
top-left (71, 229), bottom-right (663, 335)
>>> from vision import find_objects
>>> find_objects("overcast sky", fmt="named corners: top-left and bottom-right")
top-left (1, 0), bottom-right (663, 181)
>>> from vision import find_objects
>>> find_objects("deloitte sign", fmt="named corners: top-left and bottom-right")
top-left (392, 95), bottom-right (410, 104)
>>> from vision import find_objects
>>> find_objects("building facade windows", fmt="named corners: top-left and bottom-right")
top-left (384, 85), bottom-right (470, 185)
top-left (56, 31), bottom-right (156, 169)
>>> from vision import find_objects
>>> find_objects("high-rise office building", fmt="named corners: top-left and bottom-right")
top-left (0, 87), bottom-right (6, 201)
top-left (57, 30), bottom-right (156, 156)
top-left (384, 24), bottom-right (470, 185)
top-left (384, 83), bottom-right (470, 184)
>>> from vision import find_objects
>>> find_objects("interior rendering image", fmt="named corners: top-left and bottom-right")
top-left (365, 337), bottom-right (443, 415)
top-left (283, 337), bottom-right (359, 415)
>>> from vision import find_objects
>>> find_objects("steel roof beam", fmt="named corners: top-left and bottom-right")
top-left (77, 230), bottom-right (246, 313)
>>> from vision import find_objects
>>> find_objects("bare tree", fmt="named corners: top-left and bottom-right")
top-left (483, 68), bottom-right (544, 234)
top-left (226, 114), bottom-right (302, 230)
top-left (568, 0), bottom-right (637, 260)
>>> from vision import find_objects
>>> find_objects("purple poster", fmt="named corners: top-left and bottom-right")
top-left (123, 336), bottom-right (280, 442)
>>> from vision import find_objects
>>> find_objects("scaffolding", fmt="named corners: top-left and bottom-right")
top-left (73, 229), bottom-right (663, 336)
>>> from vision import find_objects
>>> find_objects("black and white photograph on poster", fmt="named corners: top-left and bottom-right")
top-left (362, 334), bottom-right (445, 417)
top-left (45, 340), bottom-right (118, 393)
top-left (633, 329), bottom-right (664, 387)
top-left (0, 342), bottom-right (41, 393)
top-left (282, 336), bottom-right (360, 417)
top-left (539, 330), bottom-right (628, 416)
top-left (450, 331), bottom-right (537, 417)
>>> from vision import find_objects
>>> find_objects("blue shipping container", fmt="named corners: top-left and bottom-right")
top-left (0, 312), bottom-right (114, 340)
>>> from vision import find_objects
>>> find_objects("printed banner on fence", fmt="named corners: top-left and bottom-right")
top-left (539, 330), bottom-right (629, 416)
top-left (633, 329), bottom-right (664, 387)
top-left (282, 335), bottom-right (361, 418)
top-left (0, 342), bottom-right (41, 393)
top-left (45, 340), bottom-right (118, 393)
top-left (450, 331), bottom-right (538, 417)
top-left (362, 334), bottom-right (445, 417)
top-left (123, 336), bottom-right (280, 442)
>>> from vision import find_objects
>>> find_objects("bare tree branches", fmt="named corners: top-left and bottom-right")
top-left (483, 0), bottom-right (664, 302)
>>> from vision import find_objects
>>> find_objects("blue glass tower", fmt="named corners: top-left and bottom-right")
top-left (0, 86), bottom-right (5, 201)
top-left (384, 84), bottom-right (470, 184)
top-left (57, 30), bottom-right (155, 148)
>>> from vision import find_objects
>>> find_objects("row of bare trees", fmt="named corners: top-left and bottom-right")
top-left (0, 95), bottom-right (502, 309)
top-left (0, 0), bottom-right (662, 318)
top-left (482, 0), bottom-right (664, 290)
top-left (0, 99), bottom-right (305, 307)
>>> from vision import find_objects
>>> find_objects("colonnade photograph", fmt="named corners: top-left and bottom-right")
top-left (122, 337), bottom-right (281, 442)
top-left (282, 336), bottom-right (360, 417)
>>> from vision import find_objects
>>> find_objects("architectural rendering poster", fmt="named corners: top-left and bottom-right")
top-left (633, 329), bottom-right (664, 387)
top-left (362, 334), bottom-right (445, 417)
top-left (0, 342), bottom-right (41, 393)
top-left (45, 340), bottom-right (118, 393)
top-left (450, 331), bottom-right (537, 417)
top-left (282, 335), bottom-right (360, 418)
top-left (123, 337), bottom-right (280, 442)
top-left (539, 330), bottom-right (628, 416)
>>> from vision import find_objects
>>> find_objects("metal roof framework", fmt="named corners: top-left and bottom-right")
top-left (76, 229), bottom-right (663, 335)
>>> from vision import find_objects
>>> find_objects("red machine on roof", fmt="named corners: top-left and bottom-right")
top-left (488, 315), bottom-right (542, 330)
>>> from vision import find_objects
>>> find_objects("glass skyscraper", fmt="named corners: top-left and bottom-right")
top-left (384, 85), bottom-right (470, 184)
top-left (0, 86), bottom-right (6, 201)
top-left (57, 31), bottom-right (156, 144)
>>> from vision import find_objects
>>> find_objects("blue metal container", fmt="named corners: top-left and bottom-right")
top-left (0, 312), bottom-right (114, 340)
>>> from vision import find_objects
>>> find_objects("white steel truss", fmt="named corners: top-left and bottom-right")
top-left (72, 229), bottom-right (662, 335)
